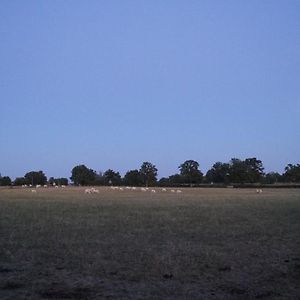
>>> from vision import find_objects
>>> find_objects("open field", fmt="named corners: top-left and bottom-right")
top-left (0, 187), bottom-right (299, 299)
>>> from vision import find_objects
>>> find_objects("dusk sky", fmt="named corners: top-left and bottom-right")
top-left (1, 1), bottom-right (299, 180)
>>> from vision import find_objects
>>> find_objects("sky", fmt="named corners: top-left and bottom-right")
top-left (1, 1), bottom-right (299, 180)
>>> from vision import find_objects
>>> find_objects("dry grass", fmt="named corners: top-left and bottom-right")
top-left (0, 187), bottom-right (299, 299)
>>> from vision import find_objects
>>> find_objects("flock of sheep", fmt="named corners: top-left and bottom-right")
top-left (84, 186), bottom-right (183, 194)
top-left (23, 184), bottom-right (67, 193)
top-left (108, 186), bottom-right (182, 194)
top-left (85, 186), bottom-right (183, 194)
top-left (26, 185), bottom-right (263, 194)
top-left (27, 185), bottom-right (183, 194)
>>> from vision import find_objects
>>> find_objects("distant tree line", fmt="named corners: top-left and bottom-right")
top-left (1, 171), bottom-right (69, 187)
top-left (1, 159), bottom-right (300, 187)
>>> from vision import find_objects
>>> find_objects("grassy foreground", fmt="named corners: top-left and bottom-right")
top-left (0, 187), bottom-right (299, 299)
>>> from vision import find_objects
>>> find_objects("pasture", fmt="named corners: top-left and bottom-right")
top-left (0, 187), bottom-right (299, 299)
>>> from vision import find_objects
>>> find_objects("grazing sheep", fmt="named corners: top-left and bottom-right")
top-left (31, 189), bottom-right (36, 193)
top-left (36, 185), bottom-right (41, 188)
top-left (43, 185), bottom-right (47, 188)
top-left (85, 188), bottom-right (99, 194)
top-left (141, 188), bottom-right (147, 192)
top-left (171, 190), bottom-right (175, 193)
top-left (162, 188), bottom-right (167, 192)
top-left (151, 189), bottom-right (156, 193)
top-left (85, 188), bottom-right (91, 194)
top-left (61, 185), bottom-right (66, 188)
top-left (256, 189), bottom-right (263, 194)
top-left (176, 190), bottom-right (182, 193)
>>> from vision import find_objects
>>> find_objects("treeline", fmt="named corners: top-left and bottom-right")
top-left (0, 171), bottom-right (68, 187)
top-left (1, 158), bottom-right (300, 187)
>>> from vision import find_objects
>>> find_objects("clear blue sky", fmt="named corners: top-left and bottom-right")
top-left (1, 1), bottom-right (299, 180)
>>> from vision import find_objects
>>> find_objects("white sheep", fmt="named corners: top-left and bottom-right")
top-left (91, 187), bottom-right (99, 193)
top-left (31, 189), bottom-right (37, 193)
top-left (162, 188), bottom-right (167, 192)
top-left (176, 190), bottom-right (182, 193)
top-left (151, 189), bottom-right (156, 193)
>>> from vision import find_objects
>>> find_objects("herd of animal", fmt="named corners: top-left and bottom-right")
top-left (109, 186), bottom-right (183, 194)
top-left (24, 185), bottom-right (263, 194)
top-left (25, 184), bottom-right (184, 194)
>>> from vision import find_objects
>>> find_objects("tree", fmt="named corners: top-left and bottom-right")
top-left (94, 172), bottom-right (105, 186)
top-left (244, 157), bottom-right (264, 183)
top-left (14, 177), bottom-right (27, 186)
top-left (24, 171), bottom-right (47, 185)
top-left (48, 177), bottom-right (55, 186)
top-left (168, 174), bottom-right (185, 185)
top-left (103, 169), bottom-right (122, 185)
top-left (228, 158), bottom-right (248, 183)
top-left (228, 158), bottom-right (264, 183)
top-left (123, 170), bottom-right (143, 186)
top-left (158, 177), bottom-right (170, 187)
top-left (0, 176), bottom-right (12, 186)
top-left (283, 164), bottom-right (300, 182)
top-left (206, 162), bottom-right (230, 183)
top-left (139, 162), bottom-right (158, 187)
top-left (70, 165), bottom-right (96, 185)
top-left (263, 172), bottom-right (282, 184)
top-left (179, 160), bottom-right (203, 185)
top-left (49, 177), bottom-right (69, 186)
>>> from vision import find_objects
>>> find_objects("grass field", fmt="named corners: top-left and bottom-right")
top-left (0, 187), bottom-right (299, 299)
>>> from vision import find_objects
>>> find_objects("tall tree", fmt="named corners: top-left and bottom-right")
top-left (168, 174), bottom-right (185, 185)
top-left (70, 165), bottom-right (96, 186)
top-left (206, 162), bottom-right (230, 183)
top-left (14, 177), bottom-right (27, 186)
top-left (123, 169), bottom-right (143, 186)
top-left (244, 157), bottom-right (264, 183)
top-left (283, 164), bottom-right (300, 182)
top-left (228, 158), bottom-right (264, 183)
top-left (228, 158), bottom-right (248, 183)
top-left (140, 162), bottom-right (158, 187)
top-left (179, 160), bottom-right (203, 185)
top-left (24, 171), bottom-right (47, 185)
top-left (0, 176), bottom-right (12, 186)
top-left (103, 169), bottom-right (122, 185)
top-left (263, 172), bottom-right (282, 184)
